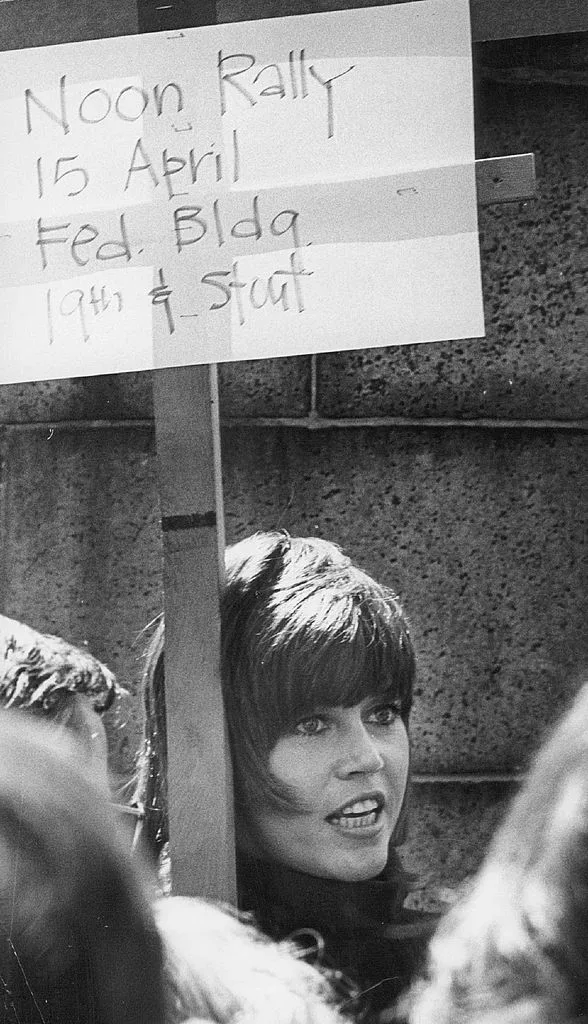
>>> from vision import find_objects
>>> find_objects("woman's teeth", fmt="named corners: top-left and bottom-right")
top-left (333, 811), bottom-right (377, 829)
top-left (329, 798), bottom-right (381, 828)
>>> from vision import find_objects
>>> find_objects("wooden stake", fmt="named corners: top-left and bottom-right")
top-left (153, 363), bottom-right (235, 901)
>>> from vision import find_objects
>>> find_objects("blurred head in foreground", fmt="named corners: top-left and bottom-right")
top-left (156, 895), bottom-right (342, 1024)
top-left (0, 613), bottom-right (119, 786)
top-left (406, 683), bottom-right (588, 1024)
top-left (0, 710), bottom-right (343, 1024)
top-left (0, 712), bottom-right (164, 1024)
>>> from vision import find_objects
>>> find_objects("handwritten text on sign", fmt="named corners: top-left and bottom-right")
top-left (0, 0), bottom-right (484, 384)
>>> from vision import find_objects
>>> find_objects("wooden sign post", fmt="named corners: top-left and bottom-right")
top-left (141, 0), bottom-right (235, 904)
top-left (152, 362), bottom-right (234, 899)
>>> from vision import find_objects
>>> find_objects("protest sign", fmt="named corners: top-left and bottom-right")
top-left (0, 0), bottom-right (484, 383)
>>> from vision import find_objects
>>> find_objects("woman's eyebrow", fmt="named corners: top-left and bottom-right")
top-left (296, 706), bottom-right (331, 717)
top-left (364, 693), bottom-right (402, 708)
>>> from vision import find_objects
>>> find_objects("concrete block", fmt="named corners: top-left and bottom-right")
top-left (401, 779), bottom-right (518, 912)
top-left (0, 0), bottom-right (136, 50)
top-left (222, 424), bottom-right (588, 773)
top-left (0, 373), bottom-right (154, 424)
top-left (219, 357), bottom-right (311, 417)
top-left (0, 424), bottom-right (162, 774)
top-left (217, 0), bottom-right (382, 21)
top-left (0, 354), bottom-right (311, 423)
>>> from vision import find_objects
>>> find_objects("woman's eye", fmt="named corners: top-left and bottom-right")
top-left (294, 716), bottom-right (327, 736)
top-left (368, 705), bottom-right (399, 726)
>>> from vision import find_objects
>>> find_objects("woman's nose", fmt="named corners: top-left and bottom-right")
top-left (335, 725), bottom-right (385, 777)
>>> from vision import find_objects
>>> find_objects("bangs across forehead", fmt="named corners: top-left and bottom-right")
top-left (257, 582), bottom-right (414, 739)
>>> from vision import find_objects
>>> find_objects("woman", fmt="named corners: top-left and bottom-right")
top-left (403, 683), bottom-right (588, 1024)
top-left (137, 532), bottom-right (436, 1017)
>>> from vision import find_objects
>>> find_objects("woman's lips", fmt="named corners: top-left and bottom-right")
top-left (326, 793), bottom-right (385, 830)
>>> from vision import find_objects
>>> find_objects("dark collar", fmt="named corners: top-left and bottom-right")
top-left (237, 848), bottom-right (410, 935)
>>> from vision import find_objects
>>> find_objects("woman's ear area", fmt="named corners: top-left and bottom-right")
top-left (52, 692), bottom-right (109, 789)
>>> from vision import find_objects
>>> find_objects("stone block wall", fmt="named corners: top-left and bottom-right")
top-left (0, 7), bottom-right (586, 906)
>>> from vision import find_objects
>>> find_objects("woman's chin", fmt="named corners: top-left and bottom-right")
top-left (321, 845), bottom-right (390, 882)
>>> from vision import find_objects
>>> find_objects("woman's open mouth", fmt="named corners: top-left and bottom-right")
top-left (326, 794), bottom-right (385, 831)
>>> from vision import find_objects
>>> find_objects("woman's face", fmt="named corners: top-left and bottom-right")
top-left (249, 695), bottom-right (409, 881)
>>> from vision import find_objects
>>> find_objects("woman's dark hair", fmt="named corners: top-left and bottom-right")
top-left (406, 683), bottom-right (588, 1024)
top-left (136, 532), bottom-right (415, 853)
top-left (0, 711), bottom-right (165, 1024)
top-left (135, 620), bottom-right (167, 855)
top-left (221, 532), bottom-right (415, 815)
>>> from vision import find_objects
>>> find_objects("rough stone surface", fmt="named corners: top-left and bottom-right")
top-left (0, 374), bottom-right (155, 424)
top-left (0, 358), bottom-right (311, 423)
top-left (317, 48), bottom-right (588, 419)
top-left (5, 422), bottom-right (584, 779)
top-left (0, 425), bottom-right (162, 773)
top-left (401, 779), bottom-right (518, 912)
top-left (219, 357), bottom-right (311, 417)
top-left (222, 425), bottom-right (588, 773)
top-left (218, 0), bottom-right (387, 19)
top-left (0, 0), bottom-right (136, 50)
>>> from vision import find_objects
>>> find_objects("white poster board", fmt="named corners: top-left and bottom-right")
top-left (0, 0), bottom-right (484, 384)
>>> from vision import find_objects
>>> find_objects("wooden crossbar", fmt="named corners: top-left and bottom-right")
top-left (475, 154), bottom-right (537, 205)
